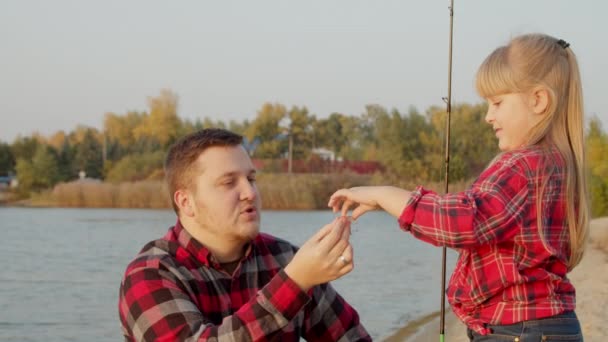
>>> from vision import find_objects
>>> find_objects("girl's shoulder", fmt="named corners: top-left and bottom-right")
top-left (485, 145), bottom-right (563, 178)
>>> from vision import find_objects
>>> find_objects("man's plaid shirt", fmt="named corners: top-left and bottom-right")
top-left (119, 221), bottom-right (371, 341)
top-left (399, 145), bottom-right (576, 335)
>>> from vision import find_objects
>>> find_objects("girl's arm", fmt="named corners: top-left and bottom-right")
top-left (328, 186), bottom-right (412, 220)
top-left (329, 159), bottom-right (530, 248)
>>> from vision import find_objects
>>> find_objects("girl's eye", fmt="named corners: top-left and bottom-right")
top-left (492, 101), bottom-right (501, 107)
top-left (248, 177), bottom-right (256, 183)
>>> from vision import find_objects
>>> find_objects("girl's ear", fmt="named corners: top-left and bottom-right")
top-left (531, 87), bottom-right (550, 115)
top-left (174, 189), bottom-right (195, 217)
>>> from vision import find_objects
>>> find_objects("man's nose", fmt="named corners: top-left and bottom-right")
top-left (240, 180), bottom-right (257, 201)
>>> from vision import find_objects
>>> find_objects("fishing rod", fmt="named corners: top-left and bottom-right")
top-left (440, 0), bottom-right (455, 341)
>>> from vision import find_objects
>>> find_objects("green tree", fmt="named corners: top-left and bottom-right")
top-left (32, 145), bottom-right (61, 189)
top-left (424, 103), bottom-right (496, 181)
top-left (590, 175), bottom-right (608, 217)
top-left (106, 151), bottom-right (165, 182)
top-left (229, 119), bottom-right (250, 136)
top-left (287, 106), bottom-right (314, 159)
top-left (449, 103), bottom-right (496, 177)
top-left (368, 105), bottom-right (400, 171)
top-left (11, 136), bottom-right (40, 161)
top-left (202, 117), bottom-right (227, 130)
top-left (0, 142), bottom-right (15, 176)
top-left (366, 106), bottom-right (430, 179)
top-left (56, 140), bottom-right (76, 181)
top-left (74, 129), bottom-right (103, 179)
top-left (587, 117), bottom-right (608, 179)
top-left (245, 103), bottom-right (286, 158)
top-left (314, 113), bottom-right (349, 158)
top-left (314, 111), bottom-right (370, 161)
top-left (15, 158), bottom-right (34, 195)
top-left (15, 145), bottom-right (61, 194)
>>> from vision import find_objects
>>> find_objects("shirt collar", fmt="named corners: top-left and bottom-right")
top-left (170, 219), bottom-right (254, 269)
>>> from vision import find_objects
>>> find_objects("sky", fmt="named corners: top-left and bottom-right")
top-left (1, 0), bottom-right (606, 143)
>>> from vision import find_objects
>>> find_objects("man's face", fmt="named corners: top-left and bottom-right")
top-left (187, 145), bottom-right (261, 243)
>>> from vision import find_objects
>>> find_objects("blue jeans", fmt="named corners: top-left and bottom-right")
top-left (466, 311), bottom-right (583, 341)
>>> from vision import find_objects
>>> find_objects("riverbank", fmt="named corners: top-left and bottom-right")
top-left (8, 174), bottom-right (468, 210)
top-left (385, 216), bottom-right (608, 341)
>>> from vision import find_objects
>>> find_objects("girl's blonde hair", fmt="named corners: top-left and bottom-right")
top-left (475, 33), bottom-right (589, 270)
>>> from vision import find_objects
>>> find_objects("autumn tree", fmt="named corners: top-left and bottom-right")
top-left (587, 117), bottom-right (608, 216)
top-left (245, 103), bottom-right (286, 158)
top-left (133, 89), bottom-right (182, 148)
top-left (103, 111), bottom-right (147, 157)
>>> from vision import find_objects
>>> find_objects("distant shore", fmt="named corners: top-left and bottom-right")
top-left (3, 175), bottom-right (465, 211)
top-left (384, 216), bottom-right (608, 342)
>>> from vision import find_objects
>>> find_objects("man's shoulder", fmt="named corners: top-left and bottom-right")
top-left (123, 237), bottom-right (183, 276)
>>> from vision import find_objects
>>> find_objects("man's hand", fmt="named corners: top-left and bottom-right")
top-left (284, 217), bottom-right (354, 291)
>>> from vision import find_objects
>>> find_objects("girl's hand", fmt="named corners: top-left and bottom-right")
top-left (328, 186), bottom-right (381, 220)
top-left (329, 186), bottom-right (413, 220)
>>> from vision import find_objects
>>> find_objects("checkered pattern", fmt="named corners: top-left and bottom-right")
top-left (119, 221), bottom-right (371, 341)
top-left (399, 146), bottom-right (576, 335)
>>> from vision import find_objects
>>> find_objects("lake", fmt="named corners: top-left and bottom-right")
top-left (0, 207), bottom-right (456, 341)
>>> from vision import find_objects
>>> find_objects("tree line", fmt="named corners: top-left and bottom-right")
top-left (0, 89), bottom-right (606, 216)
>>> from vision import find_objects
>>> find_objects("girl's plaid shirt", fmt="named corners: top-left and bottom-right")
top-left (399, 145), bottom-right (576, 335)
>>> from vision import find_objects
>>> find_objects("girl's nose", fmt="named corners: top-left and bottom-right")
top-left (485, 110), bottom-right (494, 124)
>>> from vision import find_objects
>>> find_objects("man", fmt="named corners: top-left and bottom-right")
top-left (119, 128), bottom-right (370, 341)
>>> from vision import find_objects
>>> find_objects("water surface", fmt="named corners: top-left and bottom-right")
top-left (0, 207), bottom-right (456, 341)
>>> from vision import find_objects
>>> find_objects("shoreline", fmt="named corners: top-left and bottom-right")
top-left (381, 311), bottom-right (441, 341)
top-left (383, 217), bottom-right (608, 341)
top-left (382, 308), bottom-right (465, 342)
top-left (0, 201), bottom-right (334, 211)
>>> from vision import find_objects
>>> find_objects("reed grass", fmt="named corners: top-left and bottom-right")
top-left (51, 180), bottom-right (170, 208)
top-left (257, 172), bottom-right (372, 210)
top-left (46, 173), bottom-right (473, 210)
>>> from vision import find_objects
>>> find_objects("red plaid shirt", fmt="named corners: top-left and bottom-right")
top-left (119, 221), bottom-right (370, 341)
top-left (399, 146), bottom-right (576, 335)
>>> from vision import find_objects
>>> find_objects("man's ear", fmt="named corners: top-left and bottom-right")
top-left (174, 189), bottom-right (195, 217)
top-left (530, 87), bottom-right (550, 115)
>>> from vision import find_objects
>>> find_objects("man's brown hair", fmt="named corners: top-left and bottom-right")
top-left (164, 128), bottom-right (243, 213)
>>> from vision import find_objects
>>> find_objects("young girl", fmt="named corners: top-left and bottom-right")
top-left (329, 33), bottom-right (588, 341)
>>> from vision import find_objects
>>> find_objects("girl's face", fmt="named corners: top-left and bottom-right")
top-left (484, 92), bottom-right (540, 151)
